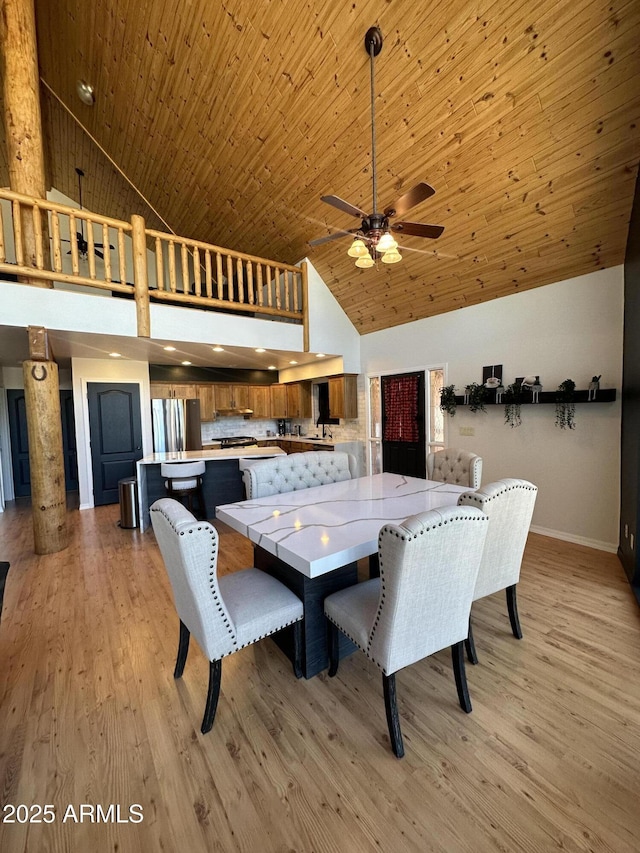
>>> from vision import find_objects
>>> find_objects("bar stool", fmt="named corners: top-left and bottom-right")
top-left (160, 461), bottom-right (207, 520)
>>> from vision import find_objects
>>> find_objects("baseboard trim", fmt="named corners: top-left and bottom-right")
top-left (79, 502), bottom-right (94, 511)
top-left (530, 525), bottom-right (617, 554)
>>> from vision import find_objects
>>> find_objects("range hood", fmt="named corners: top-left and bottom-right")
top-left (216, 407), bottom-right (254, 418)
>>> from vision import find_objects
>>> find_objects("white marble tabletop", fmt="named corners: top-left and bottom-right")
top-left (216, 474), bottom-right (471, 578)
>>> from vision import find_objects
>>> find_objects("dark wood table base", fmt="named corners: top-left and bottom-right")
top-left (254, 546), bottom-right (358, 678)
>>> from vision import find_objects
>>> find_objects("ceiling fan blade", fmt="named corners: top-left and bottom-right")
top-left (95, 249), bottom-right (104, 259)
top-left (94, 243), bottom-right (115, 250)
top-left (391, 221), bottom-right (444, 239)
top-left (309, 229), bottom-right (358, 247)
top-left (320, 195), bottom-right (368, 218)
top-left (384, 182), bottom-right (436, 218)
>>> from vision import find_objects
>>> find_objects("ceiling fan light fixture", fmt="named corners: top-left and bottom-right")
top-left (347, 237), bottom-right (368, 258)
top-left (381, 248), bottom-right (402, 264)
top-left (377, 231), bottom-right (398, 253)
top-left (355, 253), bottom-right (375, 269)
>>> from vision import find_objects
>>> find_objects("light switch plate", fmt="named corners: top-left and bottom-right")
top-left (459, 426), bottom-right (475, 436)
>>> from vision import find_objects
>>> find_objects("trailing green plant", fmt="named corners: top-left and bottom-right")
top-left (555, 378), bottom-right (576, 429)
top-left (503, 381), bottom-right (523, 428)
top-left (439, 384), bottom-right (458, 417)
top-left (465, 382), bottom-right (489, 413)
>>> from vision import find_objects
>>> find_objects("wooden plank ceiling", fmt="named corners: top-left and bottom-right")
top-left (2, 0), bottom-right (639, 334)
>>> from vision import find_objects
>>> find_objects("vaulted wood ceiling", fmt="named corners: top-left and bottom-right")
top-left (2, 0), bottom-right (640, 334)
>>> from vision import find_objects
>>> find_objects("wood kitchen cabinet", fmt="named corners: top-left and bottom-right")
top-left (213, 384), bottom-right (250, 410)
top-left (329, 375), bottom-right (358, 419)
top-left (249, 385), bottom-right (271, 419)
top-left (150, 382), bottom-right (197, 398)
top-left (270, 384), bottom-right (288, 418)
top-left (197, 385), bottom-right (217, 421)
top-left (286, 381), bottom-right (312, 418)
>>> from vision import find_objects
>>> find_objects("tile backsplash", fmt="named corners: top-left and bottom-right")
top-left (201, 416), bottom-right (363, 443)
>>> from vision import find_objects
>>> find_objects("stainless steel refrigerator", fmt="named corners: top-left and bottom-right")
top-left (151, 398), bottom-right (202, 452)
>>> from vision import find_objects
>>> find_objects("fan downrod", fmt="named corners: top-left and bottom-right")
top-left (364, 26), bottom-right (383, 56)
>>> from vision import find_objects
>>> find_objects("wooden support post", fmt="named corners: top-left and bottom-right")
top-left (22, 354), bottom-right (68, 554)
top-left (0, 0), bottom-right (52, 286)
top-left (131, 213), bottom-right (150, 337)
top-left (301, 260), bottom-right (310, 353)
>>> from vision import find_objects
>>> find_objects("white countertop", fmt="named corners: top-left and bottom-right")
top-left (216, 474), bottom-right (470, 578)
top-left (139, 447), bottom-right (286, 464)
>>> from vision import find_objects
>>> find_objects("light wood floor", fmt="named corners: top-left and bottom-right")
top-left (1, 500), bottom-right (639, 853)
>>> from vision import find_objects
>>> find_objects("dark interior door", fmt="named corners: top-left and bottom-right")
top-left (381, 372), bottom-right (426, 478)
top-left (88, 383), bottom-right (143, 505)
top-left (7, 389), bottom-right (78, 497)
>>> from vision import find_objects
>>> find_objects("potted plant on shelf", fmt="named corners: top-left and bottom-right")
top-left (555, 378), bottom-right (576, 429)
top-left (439, 385), bottom-right (458, 417)
top-left (503, 381), bottom-right (523, 428)
top-left (466, 382), bottom-right (489, 413)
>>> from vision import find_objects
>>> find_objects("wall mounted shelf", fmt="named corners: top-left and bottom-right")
top-left (453, 388), bottom-right (617, 406)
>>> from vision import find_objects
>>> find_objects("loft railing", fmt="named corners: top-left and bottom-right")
top-left (0, 188), bottom-right (308, 343)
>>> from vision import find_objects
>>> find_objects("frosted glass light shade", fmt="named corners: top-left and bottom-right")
top-left (347, 238), bottom-right (368, 258)
top-left (355, 253), bottom-right (375, 268)
top-left (377, 231), bottom-right (398, 252)
top-left (381, 248), bottom-right (402, 264)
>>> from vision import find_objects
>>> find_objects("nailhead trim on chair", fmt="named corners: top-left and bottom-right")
top-left (461, 482), bottom-right (537, 505)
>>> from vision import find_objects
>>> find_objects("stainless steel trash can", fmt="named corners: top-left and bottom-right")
top-left (118, 477), bottom-right (139, 529)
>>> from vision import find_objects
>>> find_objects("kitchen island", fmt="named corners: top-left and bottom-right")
top-left (136, 446), bottom-right (285, 531)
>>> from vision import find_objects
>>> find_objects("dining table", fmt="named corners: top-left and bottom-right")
top-left (216, 473), bottom-right (472, 677)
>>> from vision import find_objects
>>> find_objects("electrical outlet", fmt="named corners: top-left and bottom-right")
top-left (459, 426), bottom-right (475, 436)
top-left (625, 524), bottom-right (629, 538)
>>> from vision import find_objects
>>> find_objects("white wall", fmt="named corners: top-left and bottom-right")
top-left (360, 267), bottom-right (624, 551)
top-left (71, 358), bottom-right (152, 509)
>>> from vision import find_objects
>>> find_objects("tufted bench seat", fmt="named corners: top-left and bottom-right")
top-left (426, 448), bottom-right (482, 489)
top-left (242, 451), bottom-right (358, 499)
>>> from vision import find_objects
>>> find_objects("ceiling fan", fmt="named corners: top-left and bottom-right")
top-left (63, 167), bottom-right (114, 259)
top-left (310, 27), bottom-right (444, 267)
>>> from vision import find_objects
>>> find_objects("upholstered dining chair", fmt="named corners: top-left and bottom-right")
top-left (426, 448), bottom-right (483, 489)
top-left (150, 498), bottom-right (304, 734)
top-left (457, 478), bottom-right (538, 663)
top-left (161, 460), bottom-right (207, 520)
top-left (324, 505), bottom-right (489, 758)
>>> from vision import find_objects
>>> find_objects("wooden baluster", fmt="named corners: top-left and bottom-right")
top-left (266, 266), bottom-right (273, 307)
top-left (118, 227), bottom-right (126, 286)
top-left (50, 210), bottom-right (62, 273)
top-left (247, 261), bottom-right (254, 304)
top-left (31, 203), bottom-right (43, 269)
top-left (13, 200), bottom-right (24, 265)
top-left (226, 256), bottom-right (233, 303)
top-left (205, 250), bottom-right (212, 298)
top-left (155, 237), bottom-right (163, 291)
top-left (256, 264), bottom-right (264, 307)
top-left (102, 223), bottom-right (112, 282)
top-left (86, 217), bottom-right (96, 279)
top-left (69, 212), bottom-right (79, 275)
top-left (0, 203), bottom-right (5, 263)
top-left (216, 252), bottom-right (223, 299)
top-left (168, 240), bottom-right (177, 293)
top-left (293, 269), bottom-right (300, 314)
top-left (283, 269), bottom-right (291, 312)
top-left (275, 267), bottom-right (282, 310)
top-left (236, 257), bottom-right (244, 303)
top-left (193, 246), bottom-right (201, 296)
top-left (180, 242), bottom-right (189, 294)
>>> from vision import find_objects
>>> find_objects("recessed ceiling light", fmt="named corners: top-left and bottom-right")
top-left (316, 353), bottom-right (325, 358)
top-left (268, 365), bottom-right (277, 370)
top-left (212, 346), bottom-right (224, 352)
top-left (181, 361), bottom-right (192, 366)
top-left (163, 346), bottom-right (176, 352)
top-left (109, 352), bottom-right (122, 358)
top-left (289, 360), bottom-right (298, 365)
top-left (255, 348), bottom-right (266, 353)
